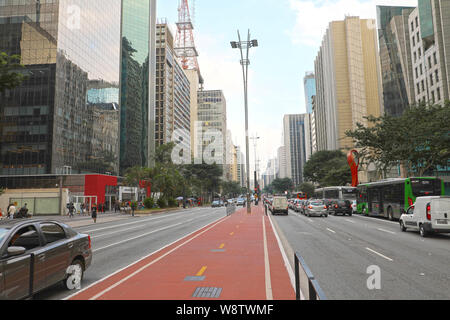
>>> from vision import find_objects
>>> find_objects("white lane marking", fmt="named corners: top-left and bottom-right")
top-left (307, 218), bottom-right (314, 223)
top-left (87, 216), bottom-right (229, 300)
top-left (366, 247), bottom-right (394, 262)
top-left (345, 219), bottom-right (355, 224)
top-left (326, 228), bottom-right (336, 234)
top-left (64, 214), bottom-right (229, 300)
top-left (377, 228), bottom-right (396, 235)
top-left (353, 214), bottom-right (398, 225)
top-left (267, 212), bottom-right (299, 297)
top-left (262, 217), bottom-right (273, 300)
top-left (92, 222), bottom-right (184, 252)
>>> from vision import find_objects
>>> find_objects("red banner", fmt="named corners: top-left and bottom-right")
top-left (347, 150), bottom-right (360, 187)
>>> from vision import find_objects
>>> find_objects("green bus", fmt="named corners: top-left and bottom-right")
top-left (356, 177), bottom-right (445, 220)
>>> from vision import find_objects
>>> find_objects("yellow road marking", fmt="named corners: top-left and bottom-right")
top-left (230, 232), bottom-right (234, 236)
top-left (196, 266), bottom-right (207, 276)
top-left (219, 243), bottom-right (225, 249)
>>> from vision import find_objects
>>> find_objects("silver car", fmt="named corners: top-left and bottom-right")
top-left (304, 200), bottom-right (328, 217)
top-left (0, 219), bottom-right (92, 300)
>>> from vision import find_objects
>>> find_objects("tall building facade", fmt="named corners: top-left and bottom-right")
top-left (155, 22), bottom-right (190, 149)
top-left (377, 6), bottom-right (416, 117)
top-left (120, 0), bottom-right (157, 173)
top-left (314, 16), bottom-right (383, 153)
top-left (303, 72), bottom-right (316, 161)
top-left (276, 146), bottom-right (287, 179)
top-left (283, 114), bottom-right (307, 186)
top-left (236, 146), bottom-right (246, 188)
top-left (197, 90), bottom-right (227, 177)
top-left (408, 0), bottom-right (450, 105)
top-left (0, 0), bottom-right (122, 176)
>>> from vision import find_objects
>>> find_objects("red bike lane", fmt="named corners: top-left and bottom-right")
top-left (68, 204), bottom-right (295, 300)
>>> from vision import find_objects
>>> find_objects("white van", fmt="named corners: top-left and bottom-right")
top-left (399, 196), bottom-right (450, 237)
top-left (271, 196), bottom-right (288, 215)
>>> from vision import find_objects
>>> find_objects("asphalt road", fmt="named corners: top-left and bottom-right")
top-left (34, 206), bottom-right (227, 300)
top-left (272, 209), bottom-right (450, 300)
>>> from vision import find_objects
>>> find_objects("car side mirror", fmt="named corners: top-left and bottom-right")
top-left (7, 246), bottom-right (26, 256)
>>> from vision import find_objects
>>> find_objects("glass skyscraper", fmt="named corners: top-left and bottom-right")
top-left (0, 0), bottom-right (121, 176)
top-left (120, 0), bottom-right (156, 174)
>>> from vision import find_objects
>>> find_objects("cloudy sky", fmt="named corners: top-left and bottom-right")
top-left (157, 0), bottom-right (417, 175)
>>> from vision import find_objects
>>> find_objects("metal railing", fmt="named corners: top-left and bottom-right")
top-left (226, 203), bottom-right (236, 216)
top-left (294, 252), bottom-right (327, 300)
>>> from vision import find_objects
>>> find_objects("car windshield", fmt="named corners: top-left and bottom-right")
top-left (310, 201), bottom-right (323, 205)
top-left (411, 179), bottom-right (442, 196)
top-left (0, 228), bottom-right (10, 243)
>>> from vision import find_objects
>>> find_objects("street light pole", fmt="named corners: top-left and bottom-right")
top-left (231, 30), bottom-right (258, 214)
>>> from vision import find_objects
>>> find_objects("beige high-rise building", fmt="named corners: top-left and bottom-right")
top-left (314, 16), bottom-right (383, 153)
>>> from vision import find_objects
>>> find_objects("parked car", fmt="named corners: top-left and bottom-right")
top-left (0, 219), bottom-right (92, 300)
top-left (399, 196), bottom-right (450, 237)
top-left (212, 200), bottom-right (221, 208)
top-left (327, 200), bottom-right (353, 216)
top-left (271, 196), bottom-right (289, 215)
top-left (304, 200), bottom-right (328, 217)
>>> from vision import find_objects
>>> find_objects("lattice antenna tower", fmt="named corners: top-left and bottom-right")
top-left (175, 0), bottom-right (200, 71)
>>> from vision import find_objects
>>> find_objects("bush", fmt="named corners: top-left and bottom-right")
top-left (144, 197), bottom-right (155, 209)
top-left (157, 198), bottom-right (167, 208)
top-left (167, 198), bottom-right (177, 208)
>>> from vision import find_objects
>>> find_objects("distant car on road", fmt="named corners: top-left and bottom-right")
top-left (236, 198), bottom-right (246, 206)
top-left (327, 200), bottom-right (353, 216)
top-left (304, 200), bottom-right (328, 217)
top-left (0, 219), bottom-right (92, 300)
top-left (212, 200), bottom-right (221, 208)
top-left (400, 196), bottom-right (450, 237)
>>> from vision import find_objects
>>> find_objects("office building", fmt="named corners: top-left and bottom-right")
top-left (120, 0), bottom-right (157, 173)
top-left (409, 0), bottom-right (450, 105)
top-left (155, 22), bottom-right (191, 150)
top-left (377, 6), bottom-right (416, 116)
top-left (197, 90), bottom-right (227, 177)
top-left (0, 0), bottom-right (122, 176)
top-left (314, 16), bottom-right (383, 152)
top-left (303, 72), bottom-right (316, 160)
top-left (277, 146), bottom-right (287, 179)
top-left (283, 114), bottom-right (307, 186)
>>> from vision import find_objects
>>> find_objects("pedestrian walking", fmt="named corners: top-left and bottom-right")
top-left (80, 203), bottom-right (85, 216)
top-left (68, 202), bottom-right (75, 218)
top-left (7, 203), bottom-right (15, 219)
top-left (130, 201), bottom-right (137, 217)
top-left (91, 203), bottom-right (97, 223)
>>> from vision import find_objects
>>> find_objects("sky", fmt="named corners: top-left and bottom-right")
top-left (157, 0), bottom-right (418, 176)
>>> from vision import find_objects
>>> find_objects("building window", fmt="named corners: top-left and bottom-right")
top-left (420, 64), bottom-right (423, 75)
top-left (437, 87), bottom-right (441, 101)
top-left (417, 83), bottom-right (420, 94)
top-left (433, 52), bottom-right (437, 65)
top-left (421, 80), bottom-right (425, 91)
top-left (435, 70), bottom-right (439, 82)
top-left (428, 56), bottom-right (432, 69)
top-left (415, 67), bottom-right (418, 78)
top-left (416, 32), bottom-right (420, 44)
top-left (430, 74), bottom-right (433, 86)
top-left (413, 36), bottom-right (415, 47)
top-left (431, 91), bottom-right (435, 103)
top-left (411, 21), bottom-right (414, 32)
top-left (418, 47), bottom-right (421, 57)
top-left (414, 52), bottom-right (417, 62)
top-left (415, 16), bottom-right (418, 28)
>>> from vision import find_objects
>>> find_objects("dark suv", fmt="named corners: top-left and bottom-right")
top-left (327, 200), bottom-right (353, 216)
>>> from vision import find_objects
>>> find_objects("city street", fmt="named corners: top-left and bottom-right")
top-left (34, 207), bottom-right (227, 300)
top-left (272, 209), bottom-right (450, 300)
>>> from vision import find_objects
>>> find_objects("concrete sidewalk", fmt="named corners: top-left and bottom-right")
top-left (67, 204), bottom-right (296, 300)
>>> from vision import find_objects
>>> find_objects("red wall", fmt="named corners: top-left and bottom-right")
top-left (84, 175), bottom-right (118, 205)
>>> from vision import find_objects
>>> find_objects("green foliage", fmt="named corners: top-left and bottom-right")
top-left (157, 197), bottom-right (167, 209)
top-left (296, 182), bottom-right (315, 198)
top-left (167, 198), bottom-right (178, 208)
top-left (269, 178), bottom-right (294, 194)
top-left (143, 197), bottom-right (155, 209)
top-left (221, 181), bottom-right (241, 197)
top-left (0, 52), bottom-right (27, 93)
top-left (303, 150), bottom-right (351, 187)
top-left (345, 101), bottom-right (450, 177)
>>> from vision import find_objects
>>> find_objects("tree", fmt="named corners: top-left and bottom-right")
top-left (303, 150), bottom-right (352, 187)
top-left (271, 178), bottom-right (294, 194)
top-left (221, 181), bottom-right (241, 198)
top-left (297, 182), bottom-right (315, 198)
top-left (0, 52), bottom-right (27, 93)
top-left (345, 102), bottom-right (450, 178)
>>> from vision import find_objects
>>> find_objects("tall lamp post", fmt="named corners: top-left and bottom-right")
top-left (231, 30), bottom-right (258, 214)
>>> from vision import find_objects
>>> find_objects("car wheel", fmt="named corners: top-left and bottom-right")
top-left (419, 224), bottom-right (427, 238)
top-left (64, 259), bottom-right (84, 290)
top-left (348, 213), bottom-right (352, 216)
top-left (325, 214), bottom-right (328, 217)
top-left (400, 220), bottom-right (407, 232)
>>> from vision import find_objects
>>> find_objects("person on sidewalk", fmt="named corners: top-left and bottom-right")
top-left (131, 201), bottom-right (137, 217)
top-left (91, 203), bottom-right (97, 223)
top-left (7, 203), bottom-right (15, 219)
top-left (68, 202), bottom-right (75, 218)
